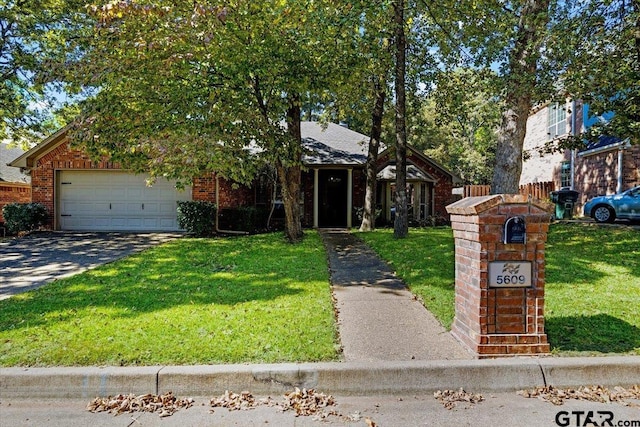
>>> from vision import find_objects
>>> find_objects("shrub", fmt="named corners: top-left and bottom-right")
top-left (218, 206), bottom-right (270, 233)
top-left (2, 203), bottom-right (48, 234)
top-left (176, 201), bottom-right (217, 236)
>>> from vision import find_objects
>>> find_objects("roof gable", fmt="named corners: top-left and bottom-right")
top-left (377, 145), bottom-right (462, 183)
top-left (1, 143), bottom-right (30, 183)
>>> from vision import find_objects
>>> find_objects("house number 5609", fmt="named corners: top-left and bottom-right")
top-left (495, 275), bottom-right (527, 285)
top-left (488, 262), bottom-right (532, 288)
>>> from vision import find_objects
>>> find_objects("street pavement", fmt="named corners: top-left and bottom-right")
top-left (2, 391), bottom-right (639, 426)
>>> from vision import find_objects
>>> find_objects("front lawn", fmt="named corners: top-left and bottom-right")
top-left (0, 231), bottom-right (339, 366)
top-left (360, 224), bottom-right (640, 355)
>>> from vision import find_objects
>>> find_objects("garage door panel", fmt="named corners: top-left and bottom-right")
top-left (58, 171), bottom-right (191, 231)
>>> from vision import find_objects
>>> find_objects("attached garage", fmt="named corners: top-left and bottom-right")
top-left (57, 171), bottom-right (191, 231)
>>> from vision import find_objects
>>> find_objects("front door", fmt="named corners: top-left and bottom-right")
top-left (318, 169), bottom-right (348, 227)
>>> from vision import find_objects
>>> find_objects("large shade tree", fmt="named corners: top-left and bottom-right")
top-left (0, 0), bottom-right (84, 146)
top-left (412, 69), bottom-right (500, 185)
top-left (53, 0), bottom-right (346, 242)
top-left (422, 0), bottom-right (580, 194)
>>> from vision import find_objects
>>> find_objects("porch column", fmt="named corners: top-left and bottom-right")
top-left (347, 168), bottom-right (353, 228)
top-left (313, 168), bottom-right (319, 228)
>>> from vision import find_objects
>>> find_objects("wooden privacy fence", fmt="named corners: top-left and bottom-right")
top-left (459, 182), bottom-right (554, 200)
top-left (519, 182), bottom-right (555, 200)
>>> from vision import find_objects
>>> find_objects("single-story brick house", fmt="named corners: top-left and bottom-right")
top-left (1, 143), bottom-right (32, 224)
top-left (520, 100), bottom-right (640, 214)
top-left (8, 122), bottom-right (460, 232)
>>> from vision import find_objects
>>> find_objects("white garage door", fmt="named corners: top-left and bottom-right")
top-left (58, 171), bottom-right (192, 231)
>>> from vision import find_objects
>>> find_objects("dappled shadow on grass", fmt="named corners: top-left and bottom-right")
top-left (545, 223), bottom-right (640, 283)
top-left (546, 313), bottom-right (640, 354)
top-left (0, 235), bottom-right (323, 333)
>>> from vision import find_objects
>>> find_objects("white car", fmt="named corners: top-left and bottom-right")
top-left (583, 186), bottom-right (640, 223)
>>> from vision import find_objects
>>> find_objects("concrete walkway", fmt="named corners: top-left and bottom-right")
top-left (319, 228), bottom-right (471, 361)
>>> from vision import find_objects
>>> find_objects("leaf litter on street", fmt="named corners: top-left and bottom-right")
top-left (517, 385), bottom-right (640, 406)
top-left (88, 387), bottom-right (380, 423)
top-left (433, 388), bottom-right (485, 409)
top-left (86, 392), bottom-right (194, 417)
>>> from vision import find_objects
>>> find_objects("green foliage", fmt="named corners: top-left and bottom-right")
top-left (412, 69), bottom-right (500, 184)
top-left (0, 0), bottom-right (85, 146)
top-left (561, 0), bottom-right (640, 145)
top-left (0, 232), bottom-right (339, 366)
top-left (218, 206), bottom-right (269, 234)
top-left (176, 201), bottom-right (216, 236)
top-left (2, 203), bottom-right (48, 234)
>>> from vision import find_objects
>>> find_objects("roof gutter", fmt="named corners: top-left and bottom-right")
top-left (577, 138), bottom-right (630, 157)
top-left (215, 176), bottom-right (249, 236)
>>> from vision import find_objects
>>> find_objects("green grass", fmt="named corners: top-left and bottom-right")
top-left (358, 227), bottom-right (456, 328)
top-left (360, 224), bottom-right (640, 355)
top-left (0, 231), bottom-right (339, 366)
top-left (544, 223), bottom-right (640, 355)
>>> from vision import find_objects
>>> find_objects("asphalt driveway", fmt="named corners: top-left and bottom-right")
top-left (0, 232), bottom-right (181, 300)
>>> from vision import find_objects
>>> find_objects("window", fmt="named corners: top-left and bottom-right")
top-left (560, 161), bottom-right (571, 188)
top-left (548, 103), bottom-right (567, 139)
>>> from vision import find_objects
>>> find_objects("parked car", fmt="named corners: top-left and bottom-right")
top-left (583, 185), bottom-right (640, 223)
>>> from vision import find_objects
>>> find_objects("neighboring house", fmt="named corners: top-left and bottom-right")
top-left (1, 143), bottom-right (32, 224)
top-left (520, 100), bottom-right (640, 214)
top-left (8, 122), bottom-right (460, 232)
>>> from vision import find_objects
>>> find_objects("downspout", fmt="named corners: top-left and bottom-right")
top-left (570, 100), bottom-right (577, 191)
top-left (215, 176), bottom-right (249, 235)
top-left (617, 148), bottom-right (623, 194)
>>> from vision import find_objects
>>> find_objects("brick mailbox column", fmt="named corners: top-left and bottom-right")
top-left (446, 194), bottom-right (553, 358)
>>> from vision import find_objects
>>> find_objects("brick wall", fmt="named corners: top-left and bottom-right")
top-left (0, 183), bottom-right (32, 223)
top-left (521, 106), bottom-right (564, 187)
top-left (447, 195), bottom-right (551, 358)
top-left (574, 145), bottom-right (640, 208)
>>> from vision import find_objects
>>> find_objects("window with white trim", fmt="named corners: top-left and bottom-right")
top-left (548, 103), bottom-right (567, 139)
top-left (560, 161), bottom-right (571, 188)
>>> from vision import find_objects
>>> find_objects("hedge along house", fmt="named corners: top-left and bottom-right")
top-left (9, 121), bottom-right (459, 232)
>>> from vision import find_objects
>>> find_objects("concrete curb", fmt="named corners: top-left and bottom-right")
top-left (2, 357), bottom-right (639, 398)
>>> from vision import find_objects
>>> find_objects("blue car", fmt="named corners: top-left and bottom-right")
top-left (583, 185), bottom-right (640, 223)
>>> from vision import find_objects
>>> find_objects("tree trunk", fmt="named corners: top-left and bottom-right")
top-left (359, 78), bottom-right (386, 232)
top-left (279, 97), bottom-right (304, 243)
top-left (393, 0), bottom-right (408, 239)
top-left (492, 103), bottom-right (529, 194)
top-left (491, 0), bottom-right (551, 195)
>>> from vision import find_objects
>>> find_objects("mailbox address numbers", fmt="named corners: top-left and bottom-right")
top-left (488, 261), bottom-right (532, 287)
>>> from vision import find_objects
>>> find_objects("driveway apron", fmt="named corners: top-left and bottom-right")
top-left (0, 232), bottom-right (180, 300)
top-left (319, 229), bottom-right (471, 361)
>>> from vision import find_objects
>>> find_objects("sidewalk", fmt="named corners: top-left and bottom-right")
top-left (319, 228), bottom-right (471, 361)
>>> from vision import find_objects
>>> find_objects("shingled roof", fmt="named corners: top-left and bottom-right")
top-left (0, 143), bottom-right (30, 183)
top-left (301, 122), bottom-right (369, 166)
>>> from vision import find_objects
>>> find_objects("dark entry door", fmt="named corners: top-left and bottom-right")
top-left (318, 169), bottom-right (348, 227)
